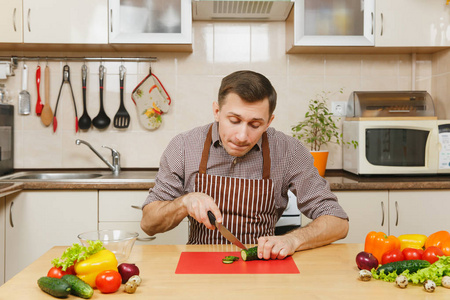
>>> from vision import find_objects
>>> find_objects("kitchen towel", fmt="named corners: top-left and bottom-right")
top-left (175, 252), bottom-right (300, 274)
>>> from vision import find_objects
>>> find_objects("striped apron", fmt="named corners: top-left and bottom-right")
top-left (188, 125), bottom-right (276, 245)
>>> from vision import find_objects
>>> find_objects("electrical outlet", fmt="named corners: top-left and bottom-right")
top-left (331, 101), bottom-right (347, 117)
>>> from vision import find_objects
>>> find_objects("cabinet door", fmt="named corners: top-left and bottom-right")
top-left (0, 197), bottom-right (5, 285)
top-left (389, 190), bottom-right (450, 236)
top-left (99, 220), bottom-right (189, 245)
top-left (375, 0), bottom-right (450, 47)
top-left (293, 0), bottom-right (375, 46)
top-left (23, 0), bottom-right (108, 44)
top-left (5, 190), bottom-right (98, 282)
top-left (109, 0), bottom-right (192, 44)
top-left (0, 0), bottom-right (22, 43)
top-left (333, 191), bottom-right (389, 243)
top-left (99, 190), bottom-right (189, 245)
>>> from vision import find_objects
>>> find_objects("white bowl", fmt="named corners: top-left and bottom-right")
top-left (78, 230), bottom-right (139, 262)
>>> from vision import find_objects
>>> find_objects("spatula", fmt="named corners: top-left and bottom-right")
top-left (40, 65), bottom-right (53, 126)
top-left (18, 63), bottom-right (31, 115)
top-left (113, 65), bottom-right (130, 128)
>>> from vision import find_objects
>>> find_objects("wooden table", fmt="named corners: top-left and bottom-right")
top-left (0, 243), bottom-right (448, 299)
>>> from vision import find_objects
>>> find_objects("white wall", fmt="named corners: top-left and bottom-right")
top-left (0, 21), bottom-right (434, 170)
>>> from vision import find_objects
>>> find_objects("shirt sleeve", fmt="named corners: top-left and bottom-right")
top-left (287, 140), bottom-right (349, 221)
top-left (142, 134), bottom-right (186, 207)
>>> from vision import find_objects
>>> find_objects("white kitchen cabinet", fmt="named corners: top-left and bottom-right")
top-left (388, 190), bottom-right (450, 236)
top-left (332, 191), bottom-right (389, 243)
top-left (375, 0), bottom-right (450, 47)
top-left (4, 190), bottom-right (98, 282)
top-left (0, 0), bottom-right (23, 43)
top-left (289, 0), bottom-right (375, 46)
top-left (22, 0), bottom-right (108, 44)
top-left (108, 0), bottom-right (192, 44)
top-left (0, 197), bottom-right (5, 285)
top-left (98, 190), bottom-right (189, 245)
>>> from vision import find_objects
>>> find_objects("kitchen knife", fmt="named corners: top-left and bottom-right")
top-left (207, 211), bottom-right (247, 250)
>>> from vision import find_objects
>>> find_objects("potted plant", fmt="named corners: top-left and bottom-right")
top-left (291, 89), bottom-right (357, 177)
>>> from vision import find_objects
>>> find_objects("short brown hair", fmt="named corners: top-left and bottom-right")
top-left (218, 70), bottom-right (277, 116)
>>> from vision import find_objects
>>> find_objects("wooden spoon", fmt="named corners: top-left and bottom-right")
top-left (40, 65), bottom-right (53, 126)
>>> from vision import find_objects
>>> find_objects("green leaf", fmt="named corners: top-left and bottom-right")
top-left (51, 240), bottom-right (105, 271)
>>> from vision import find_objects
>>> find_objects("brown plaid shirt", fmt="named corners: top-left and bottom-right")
top-left (143, 122), bottom-right (348, 221)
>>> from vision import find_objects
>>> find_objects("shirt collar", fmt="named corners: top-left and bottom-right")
top-left (211, 122), bottom-right (263, 151)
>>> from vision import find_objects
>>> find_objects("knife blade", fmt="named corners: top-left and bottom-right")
top-left (208, 211), bottom-right (247, 250)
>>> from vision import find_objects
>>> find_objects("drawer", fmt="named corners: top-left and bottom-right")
top-left (99, 190), bottom-right (148, 222)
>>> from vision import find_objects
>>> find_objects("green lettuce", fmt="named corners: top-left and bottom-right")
top-left (51, 240), bottom-right (104, 271)
top-left (371, 256), bottom-right (450, 286)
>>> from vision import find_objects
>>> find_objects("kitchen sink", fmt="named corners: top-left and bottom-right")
top-left (0, 171), bottom-right (157, 183)
top-left (9, 173), bottom-right (103, 180)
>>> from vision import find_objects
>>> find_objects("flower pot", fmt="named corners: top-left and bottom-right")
top-left (310, 150), bottom-right (329, 177)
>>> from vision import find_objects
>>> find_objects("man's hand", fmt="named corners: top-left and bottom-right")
top-left (256, 215), bottom-right (349, 260)
top-left (257, 235), bottom-right (299, 260)
top-left (181, 192), bottom-right (222, 230)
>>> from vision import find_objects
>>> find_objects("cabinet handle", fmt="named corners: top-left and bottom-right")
top-left (131, 205), bottom-right (141, 210)
top-left (137, 236), bottom-right (156, 242)
top-left (371, 12), bottom-right (374, 35)
top-left (395, 201), bottom-right (399, 226)
top-left (27, 8), bottom-right (31, 32)
top-left (110, 9), bottom-right (113, 33)
top-left (9, 201), bottom-right (14, 228)
top-left (380, 201), bottom-right (385, 227)
top-left (380, 13), bottom-right (384, 36)
top-left (13, 8), bottom-right (17, 32)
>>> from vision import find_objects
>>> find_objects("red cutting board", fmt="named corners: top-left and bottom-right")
top-left (175, 252), bottom-right (300, 274)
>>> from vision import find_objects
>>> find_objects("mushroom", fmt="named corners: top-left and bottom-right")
top-left (358, 269), bottom-right (372, 281)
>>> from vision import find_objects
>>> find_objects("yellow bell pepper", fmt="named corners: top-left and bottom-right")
top-left (74, 249), bottom-right (118, 288)
top-left (398, 234), bottom-right (427, 250)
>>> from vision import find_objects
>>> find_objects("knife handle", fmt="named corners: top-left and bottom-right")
top-left (207, 211), bottom-right (216, 227)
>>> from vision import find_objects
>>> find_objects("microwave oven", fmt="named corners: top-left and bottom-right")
top-left (343, 120), bottom-right (450, 175)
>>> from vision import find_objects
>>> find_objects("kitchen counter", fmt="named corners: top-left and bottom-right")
top-left (0, 170), bottom-right (450, 195)
top-left (0, 243), bottom-right (448, 299)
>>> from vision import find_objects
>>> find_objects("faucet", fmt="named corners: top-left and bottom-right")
top-left (75, 139), bottom-right (121, 176)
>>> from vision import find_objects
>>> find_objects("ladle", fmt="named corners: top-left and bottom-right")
top-left (92, 65), bottom-right (110, 129)
top-left (78, 64), bottom-right (92, 130)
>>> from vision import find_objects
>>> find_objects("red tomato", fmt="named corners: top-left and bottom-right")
top-left (47, 267), bottom-right (66, 279)
top-left (95, 270), bottom-right (122, 294)
top-left (381, 248), bottom-right (404, 265)
top-left (423, 246), bottom-right (444, 264)
top-left (402, 248), bottom-right (423, 260)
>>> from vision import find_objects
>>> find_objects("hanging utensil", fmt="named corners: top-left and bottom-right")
top-left (78, 64), bottom-right (92, 130)
top-left (35, 65), bottom-right (43, 115)
top-left (113, 65), bottom-right (130, 128)
top-left (40, 65), bottom-right (53, 126)
top-left (18, 63), bottom-right (31, 115)
top-left (53, 65), bottom-right (78, 133)
top-left (92, 65), bottom-right (110, 129)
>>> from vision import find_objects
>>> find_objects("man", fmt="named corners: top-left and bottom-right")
top-left (141, 70), bottom-right (349, 260)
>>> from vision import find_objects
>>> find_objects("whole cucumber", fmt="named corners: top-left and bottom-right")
top-left (377, 259), bottom-right (430, 275)
top-left (61, 274), bottom-right (94, 299)
top-left (37, 276), bottom-right (71, 298)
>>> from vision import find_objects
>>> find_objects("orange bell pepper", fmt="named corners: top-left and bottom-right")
top-left (425, 230), bottom-right (450, 250)
top-left (441, 238), bottom-right (450, 256)
top-left (364, 231), bottom-right (401, 264)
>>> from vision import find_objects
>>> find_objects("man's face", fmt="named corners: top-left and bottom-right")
top-left (213, 93), bottom-right (274, 157)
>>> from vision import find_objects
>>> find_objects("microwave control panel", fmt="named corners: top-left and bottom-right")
top-left (438, 123), bottom-right (450, 170)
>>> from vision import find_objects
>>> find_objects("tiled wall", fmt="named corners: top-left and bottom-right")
top-left (0, 22), bottom-right (436, 170)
